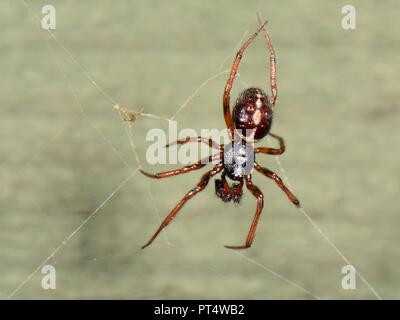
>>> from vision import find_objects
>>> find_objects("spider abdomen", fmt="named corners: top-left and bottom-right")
top-left (223, 140), bottom-right (254, 181)
top-left (232, 87), bottom-right (273, 140)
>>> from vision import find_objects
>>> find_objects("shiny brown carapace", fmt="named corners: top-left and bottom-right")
top-left (140, 17), bottom-right (300, 250)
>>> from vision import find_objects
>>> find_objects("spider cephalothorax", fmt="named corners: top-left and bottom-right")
top-left (140, 18), bottom-right (300, 250)
top-left (223, 140), bottom-right (254, 181)
top-left (214, 140), bottom-right (254, 204)
top-left (233, 87), bottom-right (273, 140)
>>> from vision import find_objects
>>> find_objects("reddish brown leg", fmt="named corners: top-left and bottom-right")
top-left (254, 162), bottom-right (300, 207)
top-left (142, 164), bottom-right (223, 249)
top-left (140, 154), bottom-right (219, 179)
top-left (255, 133), bottom-right (285, 155)
top-left (140, 163), bottom-right (206, 179)
top-left (257, 14), bottom-right (277, 106)
top-left (165, 136), bottom-right (219, 150)
top-left (223, 21), bottom-right (268, 138)
top-left (225, 175), bottom-right (264, 249)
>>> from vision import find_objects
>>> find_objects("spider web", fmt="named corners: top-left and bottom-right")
top-left (8, 0), bottom-right (382, 300)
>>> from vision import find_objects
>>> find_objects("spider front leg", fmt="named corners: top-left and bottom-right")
top-left (141, 164), bottom-right (223, 249)
top-left (254, 162), bottom-right (300, 207)
top-left (255, 133), bottom-right (285, 155)
top-left (225, 175), bottom-right (264, 249)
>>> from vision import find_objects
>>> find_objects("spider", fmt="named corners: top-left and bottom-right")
top-left (140, 19), bottom-right (300, 249)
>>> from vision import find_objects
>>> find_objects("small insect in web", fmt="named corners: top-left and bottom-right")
top-left (114, 104), bottom-right (143, 123)
top-left (140, 18), bottom-right (300, 249)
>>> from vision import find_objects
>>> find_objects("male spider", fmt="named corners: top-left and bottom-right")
top-left (140, 19), bottom-right (300, 249)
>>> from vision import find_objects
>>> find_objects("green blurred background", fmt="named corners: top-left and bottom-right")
top-left (1, 0), bottom-right (399, 299)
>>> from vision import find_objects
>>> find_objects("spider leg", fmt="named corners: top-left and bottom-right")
top-left (141, 164), bottom-right (223, 249)
top-left (255, 133), bottom-right (285, 155)
top-left (223, 21), bottom-right (268, 138)
top-left (140, 155), bottom-right (219, 179)
top-left (140, 163), bottom-right (206, 179)
top-left (165, 136), bottom-right (219, 150)
top-left (257, 14), bottom-right (277, 106)
top-left (225, 175), bottom-right (264, 249)
top-left (254, 162), bottom-right (300, 207)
